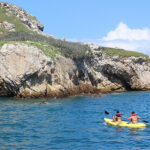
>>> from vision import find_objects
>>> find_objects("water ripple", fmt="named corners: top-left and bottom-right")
top-left (0, 92), bottom-right (150, 149)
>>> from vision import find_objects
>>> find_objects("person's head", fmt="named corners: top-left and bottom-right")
top-left (131, 111), bottom-right (137, 116)
top-left (116, 110), bottom-right (121, 116)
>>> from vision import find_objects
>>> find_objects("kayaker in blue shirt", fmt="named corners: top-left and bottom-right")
top-left (113, 110), bottom-right (122, 122)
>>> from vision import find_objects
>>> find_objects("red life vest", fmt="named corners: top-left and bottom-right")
top-left (116, 113), bottom-right (121, 115)
top-left (131, 113), bottom-right (137, 116)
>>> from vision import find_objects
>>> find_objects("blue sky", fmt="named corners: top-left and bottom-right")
top-left (4, 0), bottom-right (150, 55)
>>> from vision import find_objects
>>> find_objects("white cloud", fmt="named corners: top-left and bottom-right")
top-left (102, 22), bottom-right (150, 41)
top-left (99, 23), bottom-right (150, 55)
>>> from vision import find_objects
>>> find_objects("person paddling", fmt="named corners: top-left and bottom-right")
top-left (127, 111), bottom-right (140, 124)
top-left (113, 110), bottom-right (122, 122)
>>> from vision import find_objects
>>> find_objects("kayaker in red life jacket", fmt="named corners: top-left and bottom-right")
top-left (113, 111), bottom-right (122, 122)
top-left (127, 111), bottom-right (140, 124)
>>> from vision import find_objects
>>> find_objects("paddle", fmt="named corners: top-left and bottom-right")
top-left (104, 110), bottom-right (114, 118)
top-left (141, 120), bottom-right (149, 123)
top-left (104, 110), bottom-right (149, 123)
top-left (104, 110), bottom-right (110, 115)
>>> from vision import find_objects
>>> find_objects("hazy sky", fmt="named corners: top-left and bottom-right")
top-left (4, 0), bottom-right (150, 55)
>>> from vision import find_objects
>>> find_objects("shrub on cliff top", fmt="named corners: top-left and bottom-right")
top-left (1, 31), bottom-right (149, 60)
top-left (0, 31), bottom-right (91, 59)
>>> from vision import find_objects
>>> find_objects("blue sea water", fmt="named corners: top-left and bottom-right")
top-left (0, 91), bottom-right (150, 150)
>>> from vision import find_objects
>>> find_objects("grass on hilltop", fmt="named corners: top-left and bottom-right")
top-left (0, 5), bottom-right (35, 34)
top-left (102, 47), bottom-right (150, 60)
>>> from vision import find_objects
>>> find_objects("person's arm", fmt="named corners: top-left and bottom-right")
top-left (137, 116), bottom-right (141, 119)
top-left (127, 117), bottom-right (131, 120)
top-left (113, 116), bottom-right (116, 121)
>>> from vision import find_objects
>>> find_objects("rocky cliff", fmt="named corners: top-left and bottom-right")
top-left (0, 42), bottom-right (150, 98)
top-left (0, 2), bottom-right (150, 98)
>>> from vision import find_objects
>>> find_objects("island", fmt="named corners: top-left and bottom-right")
top-left (0, 2), bottom-right (150, 98)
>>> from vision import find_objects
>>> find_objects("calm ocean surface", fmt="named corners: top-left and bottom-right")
top-left (0, 91), bottom-right (150, 150)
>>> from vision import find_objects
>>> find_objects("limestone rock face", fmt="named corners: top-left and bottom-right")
top-left (84, 46), bottom-right (150, 92)
top-left (0, 43), bottom-right (95, 98)
top-left (0, 43), bottom-right (53, 97)
top-left (0, 2), bottom-right (44, 32)
top-left (0, 43), bottom-right (150, 98)
top-left (0, 21), bottom-right (15, 32)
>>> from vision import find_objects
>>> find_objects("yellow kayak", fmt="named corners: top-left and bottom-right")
top-left (104, 118), bottom-right (146, 128)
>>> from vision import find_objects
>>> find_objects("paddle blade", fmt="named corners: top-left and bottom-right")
top-left (143, 120), bottom-right (149, 123)
top-left (104, 110), bottom-right (109, 115)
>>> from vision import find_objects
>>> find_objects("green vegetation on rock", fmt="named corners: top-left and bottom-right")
top-left (0, 41), bottom-right (5, 48)
top-left (29, 15), bottom-right (38, 21)
top-left (0, 31), bottom-right (91, 59)
top-left (0, 41), bottom-right (60, 61)
top-left (0, 5), bottom-right (33, 34)
top-left (24, 41), bottom-right (60, 60)
top-left (0, 2), bottom-right (149, 61)
top-left (102, 47), bottom-right (150, 60)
